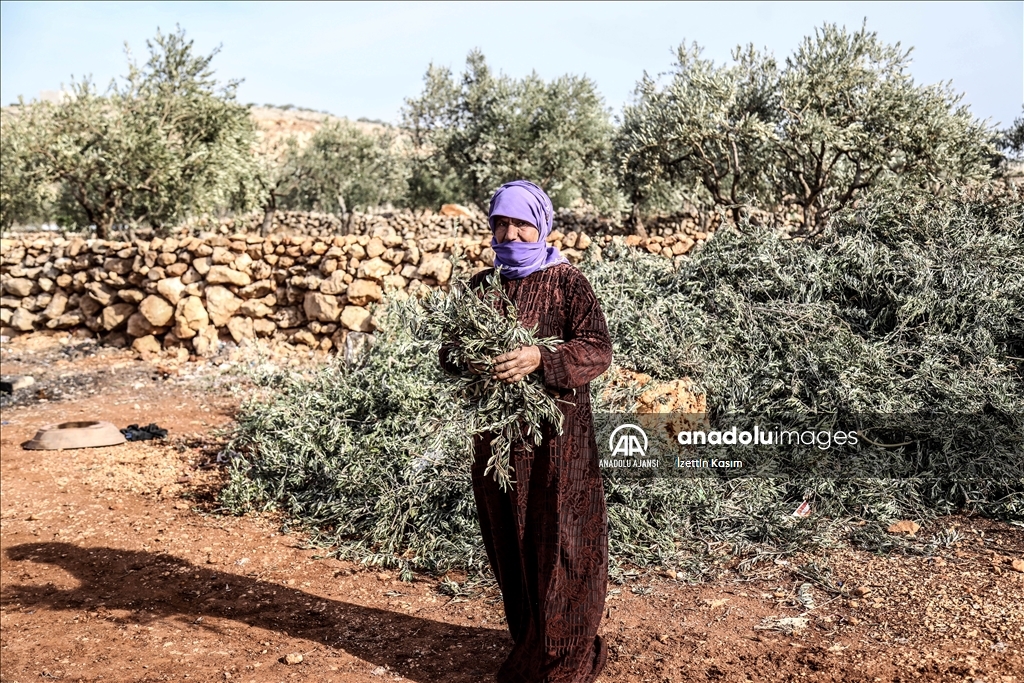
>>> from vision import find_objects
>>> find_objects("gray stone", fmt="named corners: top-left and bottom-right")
top-left (274, 306), bottom-right (304, 329)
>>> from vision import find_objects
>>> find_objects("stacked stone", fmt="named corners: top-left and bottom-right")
top-left (1, 216), bottom-right (715, 355)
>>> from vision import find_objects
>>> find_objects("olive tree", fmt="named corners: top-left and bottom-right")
top-left (7, 27), bottom-right (260, 237)
top-left (403, 50), bottom-right (620, 212)
top-left (0, 108), bottom-right (54, 229)
top-left (256, 120), bottom-right (408, 234)
top-left (615, 24), bottom-right (995, 233)
top-left (997, 106), bottom-right (1024, 162)
top-left (614, 43), bottom-right (780, 232)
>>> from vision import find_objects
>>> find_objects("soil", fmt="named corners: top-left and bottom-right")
top-left (2, 332), bottom-right (1022, 683)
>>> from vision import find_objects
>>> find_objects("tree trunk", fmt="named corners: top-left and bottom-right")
top-left (96, 218), bottom-right (112, 241)
top-left (629, 202), bottom-right (648, 239)
top-left (261, 206), bottom-right (275, 237)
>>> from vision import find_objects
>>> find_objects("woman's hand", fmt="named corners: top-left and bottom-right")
top-left (492, 345), bottom-right (542, 383)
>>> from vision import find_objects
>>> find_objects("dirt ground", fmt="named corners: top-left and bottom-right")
top-left (1, 333), bottom-right (1022, 683)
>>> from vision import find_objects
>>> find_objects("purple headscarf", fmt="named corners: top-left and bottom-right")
top-left (488, 180), bottom-right (568, 279)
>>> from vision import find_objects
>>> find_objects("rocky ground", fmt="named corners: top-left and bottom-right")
top-left (1, 332), bottom-right (1022, 683)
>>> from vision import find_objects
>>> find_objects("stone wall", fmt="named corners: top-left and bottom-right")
top-left (168, 204), bottom-right (722, 241)
top-left (0, 214), bottom-right (714, 357)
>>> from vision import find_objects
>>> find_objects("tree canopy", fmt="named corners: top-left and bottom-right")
top-left (1, 27), bottom-right (259, 237)
top-left (614, 24), bottom-right (995, 232)
top-left (403, 50), bottom-right (621, 212)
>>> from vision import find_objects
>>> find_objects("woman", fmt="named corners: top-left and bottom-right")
top-left (439, 180), bottom-right (613, 683)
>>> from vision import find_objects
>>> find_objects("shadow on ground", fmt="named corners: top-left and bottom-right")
top-left (4, 542), bottom-right (507, 682)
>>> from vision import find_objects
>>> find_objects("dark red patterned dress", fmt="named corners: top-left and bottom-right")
top-left (440, 263), bottom-right (612, 683)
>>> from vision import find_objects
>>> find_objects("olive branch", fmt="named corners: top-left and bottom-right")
top-left (404, 269), bottom-right (564, 490)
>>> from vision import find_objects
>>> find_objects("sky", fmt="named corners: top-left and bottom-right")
top-left (1, 1), bottom-right (1021, 129)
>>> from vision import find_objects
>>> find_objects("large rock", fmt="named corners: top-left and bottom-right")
top-left (79, 295), bottom-right (102, 317)
top-left (211, 246), bottom-right (234, 265)
top-left (358, 257), bottom-right (392, 281)
top-left (206, 265), bottom-right (252, 287)
top-left (250, 259), bottom-right (273, 280)
top-left (304, 292), bottom-right (342, 322)
top-left (192, 256), bottom-right (212, 275)
top-left (3, 277), bottom-right (35, 297)
top-left (101, 303), bottom-right (135, 331)
top-left (252, 318), bottom-right (276, 337)
top-left (85, 281), bottom-right (118, 306)
top-left (346, 279), bottom-right (383, 306)
top-left (204, 286), bottom-right (241, 327)
top-left (417, 256), bottom-right (453, 284)
top-left (103, 257), bottom-right (133, 275)
top-left (156, 277), bottom-right (186, 305)
top-left (42, 290), bottom-right (69, 320)
top-left (165, 262), bottom-right (189, 277)
top-left (131, 334), bottom-right (162, 356)
top-left (240, 299), bottom-right (273, 318)
top-left (10, 307), bottom-right (38, 331)
top-left (126, 312), bottom-right (163, 337)
top-left (191, 324), bottom-right (220, 358)
top-left (440, 203), bottom-right (475, 218)
top-left (47, 311), bottom-right (85, 330)
top-left (341, 305), bottom-right (373, 332)
top-left (365, 237), bottom-right (386, 259)
top-left (139, 295), bottom-right (174, 327)
top-left (291, 329), bottom-right (318, 348)
top-left (117, 288), bottom-right (145, 304)
top-left (172, 296), bottom-right (209, 340)
top-left (319, 270), bottom-right (349, 296)
top-left (180, 266), bottom-right (203, 285)
top-left (226, 316), bottom-right (255, 344)
top-left (239, 279), bottom-right (275, 299)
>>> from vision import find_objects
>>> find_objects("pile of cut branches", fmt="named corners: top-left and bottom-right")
top-left (221, 185), bottom-right (1023, 580)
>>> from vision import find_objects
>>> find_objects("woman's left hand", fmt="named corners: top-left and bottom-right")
top-left (493, 345), bottom-right (542, 383)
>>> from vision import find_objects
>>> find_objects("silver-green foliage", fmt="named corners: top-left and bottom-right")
top-left (1, 27), bottom-right (260, 237)
top-left (222, 187), bottom-right (1022, 577)
top-left (262, 120), bottom-right (409, 219)
top-left (404, 270), bottom-right (564, 490)
top-left (403, 50), bottom-right (621, 212)
top-left (0, 109), bottom-right (54, 229)
top-left (615, 23), bottom-right (995, 231)
top-left (221, 305), bottom-right (486, 576)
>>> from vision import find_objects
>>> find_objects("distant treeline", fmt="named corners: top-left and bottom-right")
top-left (2, 25), bottom-right (1021, 238)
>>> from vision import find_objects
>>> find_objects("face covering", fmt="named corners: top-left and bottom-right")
top-left (488, 180), bottom-right (568, 279)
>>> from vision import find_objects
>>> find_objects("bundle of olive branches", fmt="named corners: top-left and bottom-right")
top-left (405, 270), bottom-right (564, 489)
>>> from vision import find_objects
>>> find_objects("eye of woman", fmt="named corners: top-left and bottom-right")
top-left (495, 217), bottom-right (532, 230)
